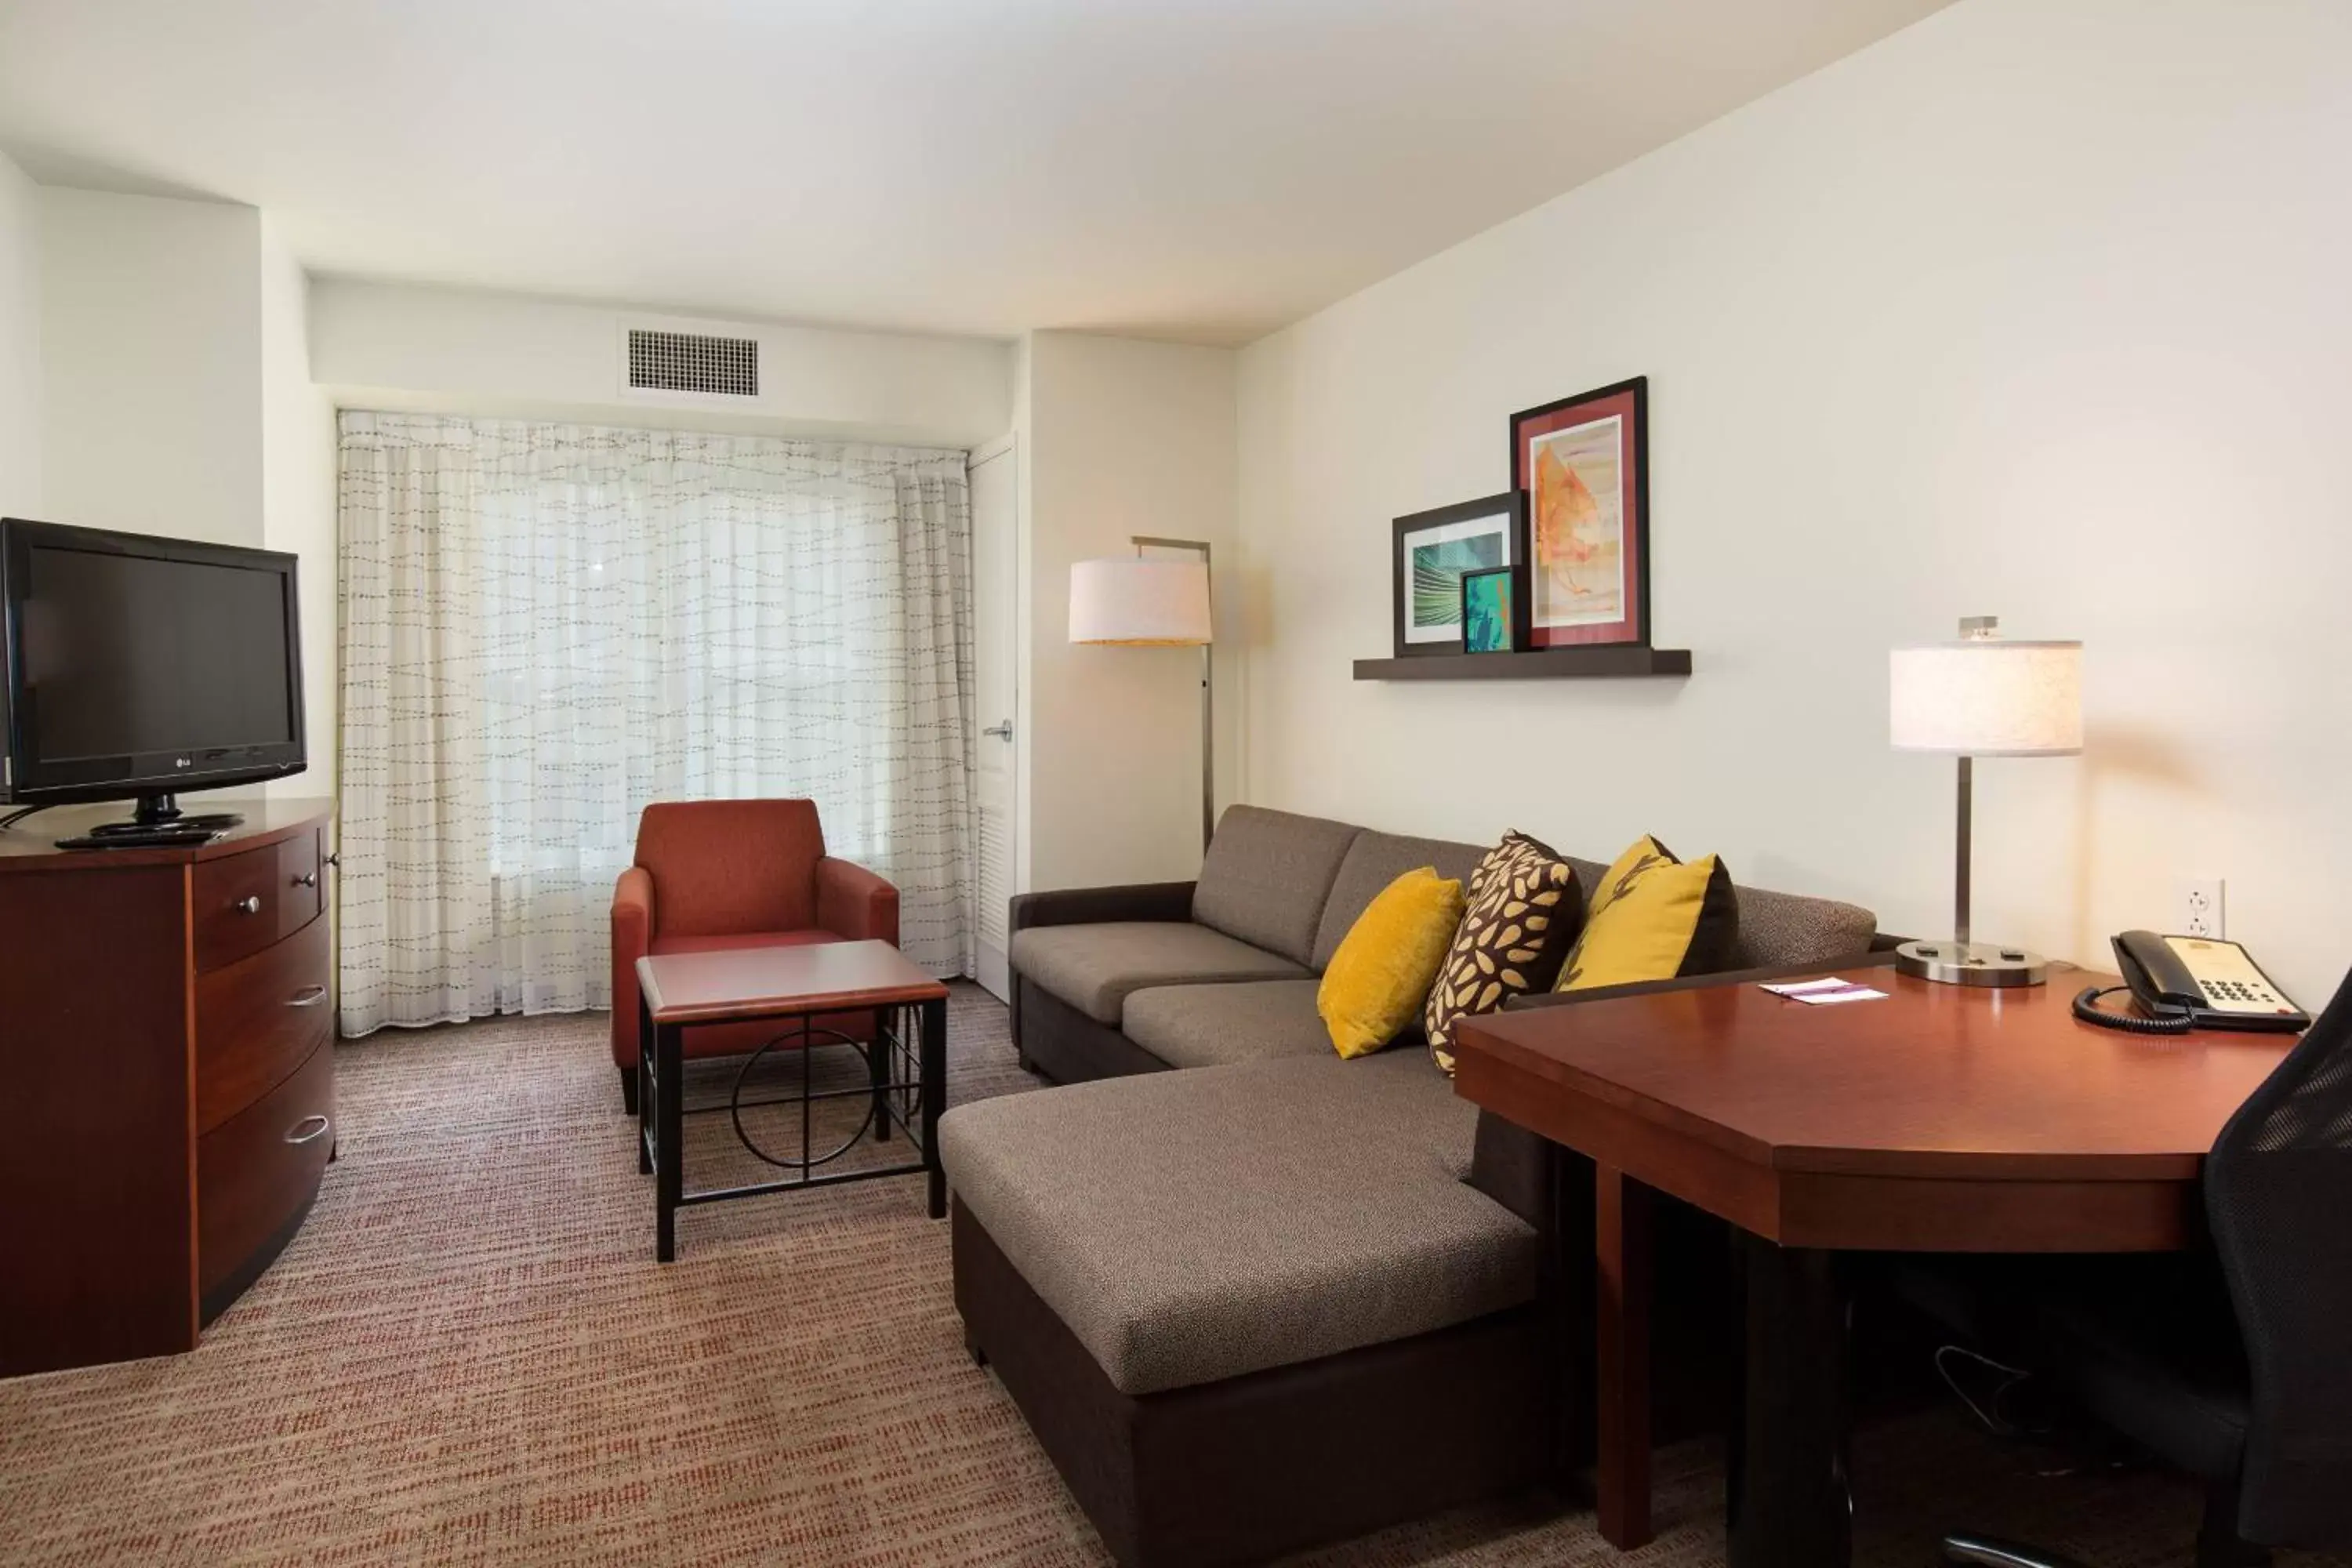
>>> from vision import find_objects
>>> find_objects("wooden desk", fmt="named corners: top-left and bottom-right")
top-left (1452, 962), bottom-right (2296, 1568)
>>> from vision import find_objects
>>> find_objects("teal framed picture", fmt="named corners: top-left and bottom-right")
top-left (1390, 492), bottom-right (1523, 658)
top-left (1460, 565), bottom-right (1519, 654)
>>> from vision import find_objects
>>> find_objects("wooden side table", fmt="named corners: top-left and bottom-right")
top-left (1452, 960), bottom-right (2295, 1567)
top-left (636, 940), bottom-right (949, 1261)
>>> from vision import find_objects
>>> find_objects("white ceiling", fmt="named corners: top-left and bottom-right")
top-left (0, 0), bottom-right (1953, 346)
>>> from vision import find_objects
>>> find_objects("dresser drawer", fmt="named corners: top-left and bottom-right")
top-left (193, 828), bottom-right (322, 972)
top-left (198, 1040), bottom-right (333, 1301)
top-left (195, 915), bottom-right (332, 1134)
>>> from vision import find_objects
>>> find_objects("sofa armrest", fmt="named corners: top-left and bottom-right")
top-left (611, 866), bottom-right (655, 1069)
top-left (1498, 949), bottom-right (1896, 1014)
top-left (817, 856), bottom-right (900, 946)
top-left (1007, 881), bottom-right (1197, 935)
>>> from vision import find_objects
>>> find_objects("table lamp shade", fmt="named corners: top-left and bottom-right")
top-left (1889, 640), bottom-right (2082, 756)
top-left (1069, 557), bottom-right (1212, 645)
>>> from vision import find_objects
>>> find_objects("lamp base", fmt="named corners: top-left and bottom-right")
top-left (1895, 939), bottom-right (2049, 988)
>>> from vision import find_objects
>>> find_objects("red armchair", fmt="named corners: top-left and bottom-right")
top-left (610, 798), bottom-right (900, 1111)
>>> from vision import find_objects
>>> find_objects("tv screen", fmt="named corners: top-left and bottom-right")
top-left (2, 519), bottom-right (306, 807)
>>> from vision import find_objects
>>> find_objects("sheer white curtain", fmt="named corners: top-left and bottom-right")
top-left (336, 412), bottom-right (975, 1037)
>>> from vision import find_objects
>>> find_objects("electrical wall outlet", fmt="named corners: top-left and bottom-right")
top-left (2180, 878), bottom-right (2226, 939)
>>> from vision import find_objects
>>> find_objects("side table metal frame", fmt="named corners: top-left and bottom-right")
top-left (638, 992), bottom-right (948, 1261)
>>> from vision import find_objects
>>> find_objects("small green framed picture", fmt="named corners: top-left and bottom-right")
top-left (1461, 565), bottom-right (1519, 654)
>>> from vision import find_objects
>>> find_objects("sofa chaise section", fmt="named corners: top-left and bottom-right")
top-left (941, 1051), bottom-right (1558, 1568)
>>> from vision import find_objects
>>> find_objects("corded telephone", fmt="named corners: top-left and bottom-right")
top-left (2072, 931), bottom-right (2311, 1035)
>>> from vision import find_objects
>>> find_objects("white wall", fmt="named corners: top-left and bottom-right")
top-left (1022, 330), bottom-right (1239, 891)
top-left (260, 219), bottom-right (338, 803)
top-left (310, 278), bottom-right (1014, 450)
top-left (0, 151), bottom-right (39, 518)
top-left (39, 190), bottom-right (265, 546)
top-left (1236, 0), bottom-right (2352, 1006)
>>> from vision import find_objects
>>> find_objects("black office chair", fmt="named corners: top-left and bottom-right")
top-left (1910, 964), bottom-right (2352, 1568)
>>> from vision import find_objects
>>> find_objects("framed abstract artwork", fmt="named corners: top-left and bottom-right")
top-left (1391, 492), bottom-right (1523, 658)
top-left (1460, 565), bottom-right (1520, 654)
top-left (1508, 376), bottom-right (1649, 648)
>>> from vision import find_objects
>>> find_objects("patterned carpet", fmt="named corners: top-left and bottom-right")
top-left (0, 985), bottom-right (2338, 1566)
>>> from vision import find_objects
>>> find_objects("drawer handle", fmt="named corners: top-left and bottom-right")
top-left (287, 985), bottom-right (328, 1008)
top-left (292, 871), bottom-right (319, 889)
top-left (285, 1115), bottom-right (332, 1146)
top-left (232, 895), bottom-right (263, 916)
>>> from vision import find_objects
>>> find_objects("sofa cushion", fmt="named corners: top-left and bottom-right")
top-left (1309, 830), bottom-right (1489, 971)
top-left (1123, 979), bottom-right (1332, 1069)
top-left (1010, 921), bottom-right (1308, 1025)
top-left (1731, 884), bottom-right (1878, 968)
top-left (940, 1051), bottom-right (1532, 1396)
top-left (1192, 806), bottom-right (1362, 967)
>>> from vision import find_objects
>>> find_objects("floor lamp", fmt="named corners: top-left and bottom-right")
top-left (1069, 539), bottom-right (1215, 854)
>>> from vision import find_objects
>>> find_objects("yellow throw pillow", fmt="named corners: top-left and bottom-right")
top-left (1318, 867), bottom-right (1467, 1058)
top-left (1555, 835), bottom-right (1739, 993)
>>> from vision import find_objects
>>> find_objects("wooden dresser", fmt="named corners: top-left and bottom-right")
top-left (0, 799), bottom-right (335, 1376)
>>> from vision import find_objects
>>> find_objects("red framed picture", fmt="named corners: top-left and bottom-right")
top-left (1508, 376), bottom-right (1649, 648)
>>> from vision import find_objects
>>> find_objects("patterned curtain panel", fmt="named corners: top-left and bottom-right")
top-left (336, 412), bottom-right (975, 1037)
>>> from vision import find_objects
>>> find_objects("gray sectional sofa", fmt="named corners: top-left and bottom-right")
top-left (939, 805), bottom-right (1880, 1568)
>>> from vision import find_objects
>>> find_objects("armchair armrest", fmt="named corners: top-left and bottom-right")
top-left (816, 855), bottom-right (899, 946)
top-left (1008, 881), bottom-right (1197, 935)
top-left (1497, 950), bottom-right (1896, 1014)
top-left (610, 866), bottom-right (655, 1069)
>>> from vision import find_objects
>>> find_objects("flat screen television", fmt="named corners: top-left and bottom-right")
top-left (1, 518), bottom-right (307, 828)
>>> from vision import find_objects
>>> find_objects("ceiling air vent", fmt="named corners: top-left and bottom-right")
top-left (626, 328), bottom-right (760, 397)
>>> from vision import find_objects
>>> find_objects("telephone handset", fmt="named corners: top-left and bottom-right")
top-left (2073, 931), bottom-right (2311, 1035)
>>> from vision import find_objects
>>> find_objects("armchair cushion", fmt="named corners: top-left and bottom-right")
top-left (634, 798), bottom-right (825, 937)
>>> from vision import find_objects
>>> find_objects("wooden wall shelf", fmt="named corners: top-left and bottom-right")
top-left (1352, 646), bottom-right (1693, 681)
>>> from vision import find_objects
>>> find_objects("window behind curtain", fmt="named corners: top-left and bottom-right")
top-left (336, 412), bottom-right (974, 1038)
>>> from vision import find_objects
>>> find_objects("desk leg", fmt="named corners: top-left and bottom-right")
top-left (1595, 1163), bottom-right (1654, 1549)
top-left (655, 1020), bottom-right (684, 1263)
top-left (920, 995), bottom-right (948, 1219)
top-left (1727, 1234), bottom-right (1849, 1568)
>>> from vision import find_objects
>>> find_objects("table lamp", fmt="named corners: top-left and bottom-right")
top-left (1069, 538), bottom-right (1215, 852)
top-left (1888, 615), bottom-right (2082, 986)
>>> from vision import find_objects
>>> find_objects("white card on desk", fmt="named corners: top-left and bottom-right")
top-left (1760, 976), bottom-right (1889, 1005)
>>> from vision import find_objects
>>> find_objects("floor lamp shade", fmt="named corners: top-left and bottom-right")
top-left (1069, 558), bottom-right (1212, 645)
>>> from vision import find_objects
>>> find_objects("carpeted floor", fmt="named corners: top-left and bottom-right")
top-left (0, 985), bottom-right (2339, 1566)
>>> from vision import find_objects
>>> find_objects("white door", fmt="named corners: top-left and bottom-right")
top-left (970, 440), bottom-right (1018, 1000)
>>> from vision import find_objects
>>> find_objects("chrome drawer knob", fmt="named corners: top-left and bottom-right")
top-left (292, 871), bottom-right (318, 889)
top-left (284, 1115), bottom-right (331, 1146)
top-left (233, 895), bottom-right (263, 915)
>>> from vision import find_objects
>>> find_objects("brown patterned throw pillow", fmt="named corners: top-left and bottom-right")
top-left (1425, 832), bottom-right (1584, 1075)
